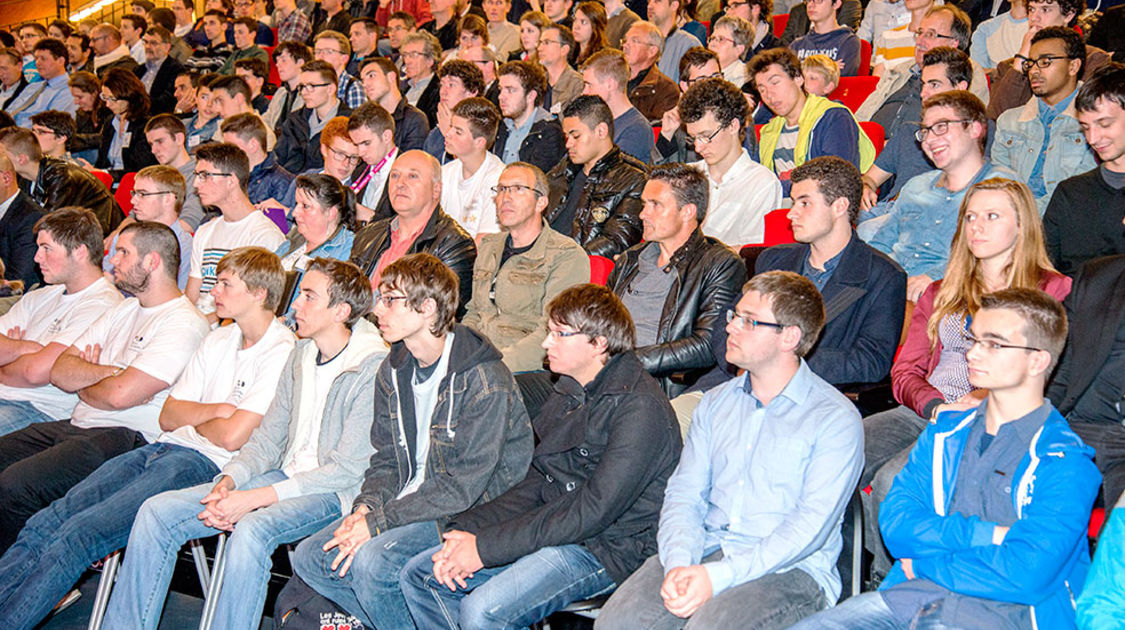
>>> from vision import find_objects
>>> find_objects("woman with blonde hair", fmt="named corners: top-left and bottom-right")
top-left (572, 2), bottom-right (607, 66)
top-left (511, 10), bottom-right (549, 61)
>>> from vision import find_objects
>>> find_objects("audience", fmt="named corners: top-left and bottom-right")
top-left (209, 75), bottom-right (275, 149)
top-left (538, 23), bottom-right (583, 114)
top-left (512, 10), bottom-right (548, 61)
top-left (622, 21), bottom-right (681, 122)
top-left (580, 48), bottom-right (656, 162)
top-left (606, 0), bottom-right (642, 49)
top-left (789, 0), bottom-right (862, 76)
top-left (347, 18), bottom-right (379, 77)
top-left (314, 30), bottom-right (367, 109)
top-left (96, 68), bottom-right (158, 177)
top-left (440, 97), bottom-right (505, 236)
top-left (10, 39), bottom-right (75, 127)
top-left (648, 0), bottom-right (703, 82)
top-left (275, 60), bottom-right (351, 173)
top-left (136, 25), bottom-right (185, 115)
top-left (233, 57), bottom-right (270, 113)
top-left (221, 112), bottom-right (293, 205)
top-left (218, 17), bottom-right (268, 76)
top-left (709, 15), bottom-right (752, 87)
top-left (68, 71), bottom-right (112, 162)
top-left (275, 0), bottom-right (313, 48)
top-left (423, 58), bottom-right (485, 161)
top-left (484, 0), bottom-right (521, 60)
top-left (262, 41), bottom-right (313, 134)
top-left (573, 2), bottom-right (607, 66)
top-left (120, 14), bottom-right (148, 64)
top-left (493, 60), bottom-right (565, 173)
top-left (103, 165), bottom-right (194, 290)
top-left (183, 10), bottom-right (235, 73)
top-left (143, 114), bottom-right (205, 230)
top-left (347, 101), bottom-right (399, 222)
top-left (29, 110), bottom-right (76, 163)
top-left (871, 0), bottom-right (937, 76)
top-left (358, 56), bottom-right (429, 152)
top-left (800, 53), bottom-right (838, 97)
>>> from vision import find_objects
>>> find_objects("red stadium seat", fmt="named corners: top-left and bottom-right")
top-left (91, 170), bottom-right (113, 190)
top-left (262, 46), bottom-right (280, 89)
top-left (858, 39), bottom-right (872, 76)
top-left (860, 121), bottom-right (885, 157)
top-left (115, 172), bottom-right (137, 216)
top-left (589, 255), bottom-right (614, 285)
top-left (762, 207), bottom-right (795, 245)
top-left (828, 75), bottom-right (880, 113)
top-left (772, 14), bottom-right (789, 37)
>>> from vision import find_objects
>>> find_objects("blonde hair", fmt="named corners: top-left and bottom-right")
top-left (927, 178), bottom-right (1058, 346)
top-left (801, 54), bottom-right (839, 86)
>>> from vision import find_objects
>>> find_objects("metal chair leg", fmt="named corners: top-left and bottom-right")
top-left (190, 539), bottom-right (211, 593)
top-left (86, 550), bottom-right (122, 630)
top-left (198, 534), bottom-right (229, 630)
top-left (851, 490), bottom-right (863, 597)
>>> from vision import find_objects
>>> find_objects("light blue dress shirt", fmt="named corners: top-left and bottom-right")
top-left (13, 73), bottom-right (76, 127)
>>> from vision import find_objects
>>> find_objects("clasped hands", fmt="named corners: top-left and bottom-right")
top-left (197, 477), bottom-right (275, 532)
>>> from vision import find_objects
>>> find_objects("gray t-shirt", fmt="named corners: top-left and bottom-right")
top-left (1101, 164), bottom-right (1125, 190)
top-left (620, 244), bottom-right (675, 347)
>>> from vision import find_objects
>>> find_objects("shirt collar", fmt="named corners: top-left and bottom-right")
top-left (740, 358), bottom-right (815, 408)
top-left (0, 189), bottom-right (18, 220)
top-left (1038, 86), bottom-right (1078, 118)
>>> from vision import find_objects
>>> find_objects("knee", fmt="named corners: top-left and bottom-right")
top-left (0, 470), bottom-right (29, 505)
top-left (291, 534), bottom-right (332, 582)
top-left (458, 593), bottom-right (495, 630)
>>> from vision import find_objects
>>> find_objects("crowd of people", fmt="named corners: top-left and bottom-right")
top-left (0, 0), bottom-right (1122, 628)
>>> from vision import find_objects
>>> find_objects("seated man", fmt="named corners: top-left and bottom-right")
top-left (622, 21), bottom-right (681, 122)
top-left (0, 127), bottom-right (123, 237)
top-left (349, 150), bottom-right (477, 313)
top-left (647, 0), bottom-right (703, 82)
top-left (91, 23), bottom-right (140, 77)
top-left (103, 258), bottom-right (383, 630)
top-left (538, 24), bottom-right (584, 115)
top-left (440, 97), bottom-right (506, 237)
top-left (682, 77), bottom-right (783, 249)
top-left (262, 42), bottom-right (313, 134)
top-left (135, 25), bottom-right (185, 115)
top-left (422, 58), bottom-right (484, 162)
top-left (104, 165), bottom-right (194, 289)
top-left (208, 74), bottom-right (276, 149)
top-left (0, 152), bottom-right (43, 289)
top-left (493, 60), bottom-right (565, 174)
top-left (400, 32), bottom-right (442, 127)
top-left (791, 288), bottom-right (1099, 630)
top-left (545, 95), bottom-right (647, 259)
top-left (597, 270), bottom-right (864, 630)
top-left (580, 48), bottom-right (657, 163)
top-left (348, 102), bottom-right (399, 223)
top-left (402, 283), bottom-right (682, 627)
top-left (0, 247), bottom-right (295, 630)
top-left (10, 39), bottom-right (75, 128)
top-left (781, 0), bottom-right (863, 45)
top-left (358, 56), bottom-right (430, 152)
top-left (233, 58), bottom-right (269, 113)
top-left (0, 221), bottom-right (210, 552)
top-left (461, 162), bottom-right (590, 373)
top-left (0, 208), bottom-right (121, 436)
top-left (992, 27), bottom-right (1097, 213)
top-left (749, 47), bottom-right (874, 196)
top-left (29, 110), bottom-right (77, 163)
top-left (288, 253), bottom-right (533, 629)
top-left (1043, 64), bottom-right (1125, 275)
top-left (218, 17), bottom-right (268, 75)
top-left (183, 10), bottom-right (234, 73)
top-left (312, 30), bottom-right (366, 110)
top-left (866, 90), bottom-right (1013, 302)
top-left (274, 60), bottom-right (353, 174)
top-left (789, 0), bottom-right (862, 76)
top-left (607, 163), bottom-right (746, 398)
top-left (220, 112), bottom-right (294, 206)
top-left (144, 113), bottom-right (205, 230)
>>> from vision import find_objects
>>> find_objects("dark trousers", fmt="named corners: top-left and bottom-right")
top-left (515, 370), bottom-right (557, 420)
top-left (1069, 419), bottom-right (1125, 511)
top-left (0, 420), bottom-right (145, 553)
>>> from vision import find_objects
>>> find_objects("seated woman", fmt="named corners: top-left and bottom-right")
top-left (573, 2), bottom-right (607, 66)
top-left (68, 71), bottom-right (113, 165)
top-left (95, 68), bottom-right (158, 180)
top-left (511, 10), bottom-right (549, 61)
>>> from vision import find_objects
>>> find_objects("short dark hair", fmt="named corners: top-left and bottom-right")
top-left (1031, 26), bottom-right (1086, 76)
top-left (0, 128), bottom-right (42, 162)
top-left (1076, 62), bottom-right (1125, 113)
top-left (650, 163), bottom-right (709, 222)
top-left (547, 284), bottom-right (635, 357)
top-left (232, 16), bottom-right (259, 33)
top-left (679, 77), bottom-right (748, 137)
top-left (926, 5), bottom-right (971, 51)
top-left (748, 47), bottom-right (803, 83)
top-left (300, 59), bottom-right (338, 86)
top-left (216, 246), bottom-right (286, 312)
top-left (922, 89), bottom-right (988, 152)
top-left (921, 46), bottom-right (972, 88)
top-left (678, 46), bottom-right (719, 82)
top-left (1027, 0), bottom-right (1085, 26)
top-left (379, 253), bottom-right (459, 335)
top-left (388, 10), bottom-right (416, 29)
top-left (49, 19), bottom-right (74, 39)
top-left (979, 288), bottom-right (1067, 370)
top-left (361, 56), bottom-right (400, 83)
top-left (295, 172), bottom-right (358, 231)
top-left (120, 220), bottom-right (181, 279)
top-left (562, 94), bottom-right (614, 137)
top-left (543, 24), bottom-right (579, 66)
top-left (348, 101), bottom-right (396, 136)
top-left (30, 110), bottom-right (76, 140)
top-left (34, 207), bottom-right (104, 266)
top-left (32, 38), bottom-right (67, 60)
top-left (234, 57), bottom-right (269, 81)
top-left (121, 14), bottom-right (147, 34)
top-left (498, 60), bottom-right (548, 106)
top-left (195, 142), bottom-right (251, 191)
top-left (790, 156), bottom-right (863, 225)
top-left (452, 97), bottom-right (501, 146)
top-left (306, 257), bottom-right (373, 328)
top-left (210, 74), bottom-right (252, 104)
top-left (746, 0), bottom-right (773, 21)
top-left (352, 17), bottom-right (378, 33)
top-left (439, 58), bottom-right (485, 96)
top-left (175, 69), bottom-right (202, 89)
top-left (145, 113), bottom-right (188, 143)
top-left (220, 112), bottom-right (269, 152)
top-left (148, 7), bottom-right (177, 32)
top-left (459, 14), bottom-right (489, 44)
top-left (146, 24), bottom-right (173, 44)
top-left (275, 40), bottom-right (313, 65)
top-left (67, 33), bottom-right (91, 54)
top-left (743, 271), bottom-right (825, 357)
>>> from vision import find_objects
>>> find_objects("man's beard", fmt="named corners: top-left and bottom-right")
top-left (114, 264), bottom-right (151, 295)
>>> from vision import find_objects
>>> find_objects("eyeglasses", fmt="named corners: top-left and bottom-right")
top-left (130, 189), bottom-right (173, 199)
top-left (912, 29), bottom-right (959, 41)
top-left (373, 293), bottom-right (408, 308)
top-left (546, 328), bottom-right (584, 339)
top-left (726, 310), bottom-right (786, 331)
top-left (685, 71), bottom-right (723, 87)
top-left (491, 184), bottom-right (543, 196)
top-left (193, 171), bottom-right (234, 181)
top-left (101, 94), bottom-right (121, 103)
top-left (401, 50), bottom-right (429, 59)
top-left (326, 146), bottom-right (360, 164)
top-left (314, 47), bottom-right (346, 57)
top-left (709, 34), bottom-right (736, 46)
top-left (31, 126), bottom-right (57, 136)
top-left (297, 82), bottom-right (332, 92)
top-left (962, 333), bottom-right (1042, 354)
top-left (687, 122), bottom-right (729, 147)
top-left (537, 39), bottom-right (562, 47)
top-left (1020, 55), bottom-right (1074, 72)
top-left (914, 119), bottom-right (972, 142)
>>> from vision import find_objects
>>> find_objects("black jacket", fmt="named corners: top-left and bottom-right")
top-left (350, 206), bottom-right (476, 315)
top-left (411, 74), bottom-right (441, 128)
top-left (1, 77), bottom-right (29, 110)
top-left (134, 56), bottom-right (184, 115)
top-left (607, 230), bottom-right (746, 397)
top-left (32, 157), bottom-right (123, 237)
top-left (492, 114), bottom-right (564, 175)
top-left (72, 105), bottom-right (113, 154)
top-left (449, 351), bottom-right (681, 585)
top-left (274, 103), bottom-right (354, 174)
top-left (95, 115), bottom-right (158, 176)
top-left (545, 147), bottom-right (647, 259)
top-left (392, 98), bottom-right (430, 152)
top-left (0, 191), bottom-right (44, 287)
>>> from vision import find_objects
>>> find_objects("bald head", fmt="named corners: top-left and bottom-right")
top-left (387, 149), bottom-right (442, 217)
top-left (0, 152), bottom-right (16, 198)
top-left (90, 24), bottom-right (122, 55)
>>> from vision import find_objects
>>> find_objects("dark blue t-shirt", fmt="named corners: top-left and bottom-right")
top-left (614, 107), bottom-right (655, 164)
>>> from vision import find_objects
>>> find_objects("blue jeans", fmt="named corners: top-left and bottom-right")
top-left (103, 469), bottom-right (341, 630)
top-left (0, 443), bottom-right (218, 630)
top-left (786, 591), bottom-right (904, 630)
top-left (0, 399), bottom-right (54, 438)
top-left (402, 543), bottom-right (616, 630)
top-left (292, 518), bottom-right (444, 629)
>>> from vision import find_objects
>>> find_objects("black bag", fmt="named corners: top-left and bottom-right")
top-left (273, 574), bottom-right (366, 630)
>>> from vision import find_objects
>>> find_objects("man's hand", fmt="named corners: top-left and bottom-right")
top-left (661, 107), bottom-right (681, 141)
top-left (322, 505), bottom-right (373, 577)
top-left (660, 565), bottom-right (714, 618)
top-left (207, 486), bottom-right (277, 528)
top-left (861, 183), bottom-right (879, 210)
top-left (993, 525), bottom-right (1010, 545)
top-left (436, 101), bottom-right (453, 135)
top-left (902, 557), bottom-right (916, 579)
top-left (198, 476), bottom-right (236, 529)
top-left (79, 343), bottom-right (103, 365)
top-left (906, 274), bottom-right (933, 303)
top-left (5, 326), bottom-right (23, 340)
top-left (432, 530), bottom-right (483, 590)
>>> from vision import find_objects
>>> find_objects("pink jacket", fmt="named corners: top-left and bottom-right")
top-left (891, 272), bottom-right (1072, 417)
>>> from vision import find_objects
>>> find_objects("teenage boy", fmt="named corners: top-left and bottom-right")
top-left (208, 74), bottom-right (276, 149)
top-left (144, 113), bottom-right (205, 229)
top-left (0, 209), bottom-right (122, 436)
top-left (348, 101), bottom-right (399, 222)
top-left (103, 257), bottom-right (385, 630)
top-left (218, 17), bottom-right (268, 76)
top-left (441, 97), bottom-right (505, 237)
top-left (0, 221), bottom-right (210, 553)
top-left (358, 56), bottom-right (429, 152)
top-left (402, 283), bottom-right (682, 628)
top-left (423, 58), bottom-right (484, 162)
top-left (790, 289), bottom-right (1100, 630)
top-left (274, 60), bottom-right (352, 174)
top-left (103, 165), bottom-right (194, 289)
top-left (0, 247), bottom-right (295, 630)
top-left (120, 14), bottom-right (147, 64)
top-left (221, 112), bottom-right (294, 205)
top-left (597, 271), bottom-right (864, 630)
top-left (233, 57), bottom-right (269, 113)
top-left (580, 49), bottom-right (656, 163)
top-left (186, 142), bottom-right (286, 319)
top-left (493, 60), bottom-right (565, 174)
top-left (289, 253), bottom-right (534, 629)
top-left (313, 30), bottom-right (367, 109)
top-left (789, 0), bottom-right (862, 76)
top-left (184, 10), bottom-right (234, 73)
top-left (262, 41), bottom-right (313, 134)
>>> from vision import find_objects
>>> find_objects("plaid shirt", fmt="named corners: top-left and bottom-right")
top-left (277, 9), bottom-right (312, 45)
top-left (337, 70), bottom-right (367, 108)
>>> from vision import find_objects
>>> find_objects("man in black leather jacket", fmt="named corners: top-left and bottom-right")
top-left (545, 95), bottom-right (647, 259)
top-left (607, 163), bottom-right (745, 398)
top-left (349, 150), bottom-right (476, 315)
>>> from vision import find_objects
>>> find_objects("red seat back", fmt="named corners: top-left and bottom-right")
top-left (860, 121), bottom-right (885, 157)
top-left (828, 75), bottom-right (880, 113)
top-left (91, 170), bottom-right (113, 190)
top-left (115, 172), bottom-right (137, 216)
top-left (589, 255), bottom-right (614, 286)
top-left (763, 207), bottom-right (795, 245)
top-left (858, 39), bottom-right (872, 76)
top-left (262, 46), bottom-right (280, 89)
top-left (772, 14), bottom-right (789, 37)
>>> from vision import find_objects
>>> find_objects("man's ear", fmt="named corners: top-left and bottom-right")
top-left (595, 121), bottom-right (610, 139)
top-left (780, 324), bottom-right (802, 354)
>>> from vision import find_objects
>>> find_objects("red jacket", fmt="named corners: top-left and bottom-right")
top-left (375, 0), bottom-right (432, 26)
top-left (891, 272), bottom-right (1072, 417)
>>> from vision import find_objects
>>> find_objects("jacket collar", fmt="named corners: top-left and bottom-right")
top-left (386, 323), bottom-right (502, 373)
top-left (565, 146), bottom-right (625, 180)
top-left (1017, 84), bottom-right (1081, 123)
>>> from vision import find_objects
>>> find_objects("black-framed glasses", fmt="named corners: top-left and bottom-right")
top-left (326, 146), bottom-right (360, 164)
top-left (130, 189), bottom-right (173, 199)
top-left (687, 122), bottom-right (730, 147)
top-left (491, 184), bottom-right (543, 197)
top-left (726, 310), bottom-right (786, 331)
top-left (193, 171), bottom-right (234, 181)
top-left (1020, 55), bottom-right (1074, 73)
top-left (914, 119), bottom-right (973, 142)
top-left (373, 293), bottom-right (408, 308)
top-left (546, 328), bottom-right (584, 340)
top-left (912, 29), bottom-right (959, 41)
top-left (297, 82), bottom-right (332, 92)
top-left (962, 333), bottom-right (1043, 353)
top-left (685, 71), bottom-right (723, 87)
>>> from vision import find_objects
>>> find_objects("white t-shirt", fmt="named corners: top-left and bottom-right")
top-left (397, 332), bottom-right (454, 499)
top-left (158, 318), bottom-right (297, 468)
top-left (0, 278), bottom-right (123, 419)
top-left (69, 296), bottom-right (210, 442)
top-left (692, 150), bottom-right (785, 249)
top-left (441, 153), bottom-right (504, 237)
top-left (190, 211), bottom-right (286, 312)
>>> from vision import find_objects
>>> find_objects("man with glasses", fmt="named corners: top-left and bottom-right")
top-left (793, 289), bottom-right (1099, 630)
top-left (992, 27), bottom-right (1096, 212)
top-left (493, 60), bottom-right (565, 173)
top-left (275, 60), bottom-right (352, 174)
top-left (537, 24), bottom-right (583, 115)
top-left (580, 49), bottom-right (656, 163)
top-left (709, 15), bottom-right (752, 87)
top-left (647, 0), bottom-right (703, 83)
top-left (10, 39), bottom-right (76, 128)
top-left (358, 56), bottom-right (429, 152)
top-left (186, 142), bottom-right (285, 320)
top-left (135, 25), bottom-right (184, 115)
top-left (29, 111), bottom-right (76, 163)
top-left (400, 31), bottom-right (442, 126)
top-left (598, 270), bottom-right (863, 630)
top-left (622, 22), bottom-right (680, 122)
top-left (104, 165), bottom-right (195, 289)
top-left (90, 24), bottom-right (139, 78)
top-left (314, 30), bottom-right (367, 109)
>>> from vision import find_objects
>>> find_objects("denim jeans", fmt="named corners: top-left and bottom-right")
top-left (0, 399), bottom-right (53, 438)
top-left (292, 518), bottom-right (444, 629)
top-left (861, 404), bottom-right (928, 487)
top-left (103, 469), bottom-right (342, 630)
top-left (402, 542), bottom-right (616, 630)
top-left (785, 591), bottom-right (904, 630)
top-left (0, 443), bottom-right (218, 630)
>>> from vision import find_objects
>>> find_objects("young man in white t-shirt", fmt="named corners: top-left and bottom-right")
top-left (187, 142), bottom-right (286, 321)
top-left (440, 97), bottom-right (505, 238)
top-left (0, 221), bottom-right (210, 554)
top-left (0, 247), bottom-right (295, 630)
top-left (0, 208), bottom-right (123, 437)
top-left (105, 258), bottom-right (386, 630)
